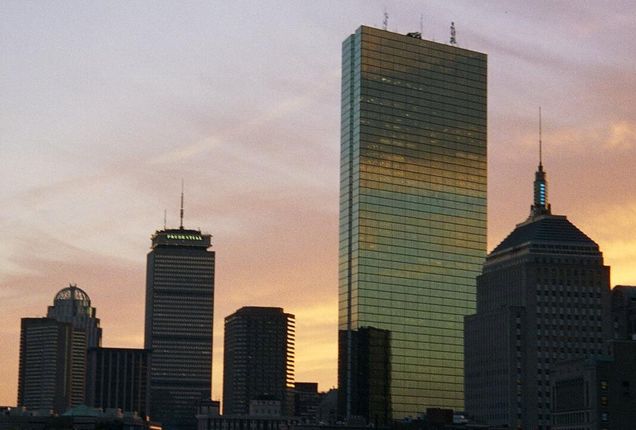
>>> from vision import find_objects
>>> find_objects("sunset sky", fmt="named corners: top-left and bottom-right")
top-left (2, 1), bottom-right (636, 405)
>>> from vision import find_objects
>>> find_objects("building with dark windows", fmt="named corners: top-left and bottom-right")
top-left (144, 213), bottom-right (215, 430)
top-left (47, 284), bottom-right (102, 407)
top-left (611, 285), bottom-right (636, 340)
top-left (222, 307), bottom-right (295, 417)
top-left (17, 318), bottom-right (74, 413)
top-left (86, 347), bottom-right (150, 417)
top-left (464, 161), bottom-right (612, 430)
top-left (338, 327), bottom-right (391, 426)
top-left (551, 341), bottom-right (636, 429)
top-left (338, 26), bottom-right (487, 419)
top-left (18, 285), bottom-right (102, 412)
top-left (293, 382), bottom-right (320, 423)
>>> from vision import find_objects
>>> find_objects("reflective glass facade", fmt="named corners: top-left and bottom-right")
top-left (339, 26), bottom-right (487, 418)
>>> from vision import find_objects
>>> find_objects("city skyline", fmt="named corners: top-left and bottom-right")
top-left (2, 1), bottom-right (636, 406)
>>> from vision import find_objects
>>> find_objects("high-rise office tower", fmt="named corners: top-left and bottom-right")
top-left (47, 284), bottom-right (102, 406)
top-left (17, 318), bottom-right (73, 413)
top-left (223, 307), bottom-right (295, 416)
top-left (464, 162), bottom-right (612, 429)
top-left (144, 204), bottom-right (215, 430)
top-left (338, 26), bottom-right (487, 418)
top-left (18, 285), bottom-right (102, 411)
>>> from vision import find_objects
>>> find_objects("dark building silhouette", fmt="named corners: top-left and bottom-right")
top-left (551, 341), bottom-right (636, 429)
top-left (294, 382), bottom-right (320, 423)
top-left (611, 285), bottom-right (636, 340)
top-left (86, 347), bottom-right (150, 417)
top-left (17, 318), bottom-right (74, 413)
top-left (18, 285), bottom-right (102, 412)
top-left (222, 307), bottom-right (295, 416)
top-left (464, 161), bottom-right (612, 429)
top-left (338, 25), bottom-right (487, 418)
top-left (144, 207), bottom-right (215, 430)
top-left (1, 405), bottom-right (159, 430)
top-left (338, 327), bottom-right (391, 426)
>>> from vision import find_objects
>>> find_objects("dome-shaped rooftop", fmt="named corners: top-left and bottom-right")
top-left (54, 284), bottom-right (91, 305)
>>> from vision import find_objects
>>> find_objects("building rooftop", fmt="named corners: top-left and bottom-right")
top-left (54, 284), bottom-right (91, 305)
top-left (491, 215), bottom-right (598, 256)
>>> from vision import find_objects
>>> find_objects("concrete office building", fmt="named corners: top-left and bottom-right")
top-left (551, 341), bottom-right (636, 430)
top-left (17, 318), bottom-right (74, 413)
top-left (47, 284), bottom-right (102, 349)
top-left (223, 307), bottom-right (295, 416)
top-left (86, 347), bottom-right (150, 417)
top-left (144, 206), bottom-right (215, 430)
top-left (464, 162), bottom-right (612, 429)
top-left (18, 285), bottom-right (101, 412)
top-left (338, 26), bottom-right (487, 418)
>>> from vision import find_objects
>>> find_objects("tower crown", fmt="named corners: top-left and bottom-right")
top-left (531, 163), bottom-right (551, 218)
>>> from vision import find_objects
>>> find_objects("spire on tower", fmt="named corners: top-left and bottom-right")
top-left (539, 106), bottom-right (543, 167)
top-left (530, 108), bottom-right (551, 218)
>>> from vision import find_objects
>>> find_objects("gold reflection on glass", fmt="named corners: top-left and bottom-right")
top-left (339, 26), bottom-right (487, 418)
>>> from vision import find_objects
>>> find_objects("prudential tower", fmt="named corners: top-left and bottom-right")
top-left (144, 194), bottom-right (215, 430)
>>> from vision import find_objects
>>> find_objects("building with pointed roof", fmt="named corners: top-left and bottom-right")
top-left (464, 161), bottom-right (611, 429)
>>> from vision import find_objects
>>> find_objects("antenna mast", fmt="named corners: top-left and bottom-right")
top-left (180, 179), bottom-right (184, 229)
top-left (383, 10), bottom-right (389, 30)
top-left (420, 14), bottom-right (424, 35)
top-left (164, 209), bottom-right (167, 230)
top-left (539, 107), bottom-right (543, 166)
top-left (450, 22), bottom-right (457, 45)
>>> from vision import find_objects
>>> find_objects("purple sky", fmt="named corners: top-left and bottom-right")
top-left (2, 1), bottom-right (636, 404)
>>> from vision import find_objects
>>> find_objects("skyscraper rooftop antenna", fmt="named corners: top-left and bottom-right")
top-left (163, 209), bottom-right (167, 230)
top-left (180, 179), bottom-right (184, 229)
top-left (383, 10), bottom-right (389, 30)
top-left (450, 22), bottom-right (457, 45)
top-left (420, 14), bottom-right (424, 35)
top-left (539, 106), bottom-right (543, 167)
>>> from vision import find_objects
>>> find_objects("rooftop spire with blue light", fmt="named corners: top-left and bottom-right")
top-left (531, 108), bottom-right (551, 218)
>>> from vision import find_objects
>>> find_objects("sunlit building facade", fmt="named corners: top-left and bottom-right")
top-left (145, 227), bottom-right (215, 430)
top-left (338, 26), bottom-right (487, 419)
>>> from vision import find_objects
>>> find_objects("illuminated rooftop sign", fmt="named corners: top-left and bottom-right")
top-left (166, 233), bottom-right (203, 241)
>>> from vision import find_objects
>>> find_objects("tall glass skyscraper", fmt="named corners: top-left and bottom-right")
top-left (338, 26), bottom-right (487, 419)
top-left (145, 224), bottom-right (215, 430)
